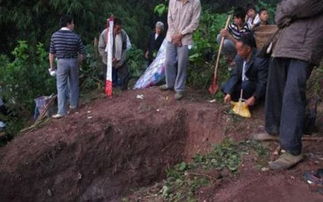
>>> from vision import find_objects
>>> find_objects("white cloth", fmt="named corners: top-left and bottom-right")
top-left (242, 61), bottom-right (249, 81)
top-left (61, 27), bottom-right (71, 31)
top-left (155, 33), bottom-right (159, 40)
top-left (126, 34), bottom-right (132, 50)
top-left (114, 34), bottom-right (123, 61)
top-left (247, 14), bottom-right (260, 30)
top-left (0, 121), bottom-right (5, 128)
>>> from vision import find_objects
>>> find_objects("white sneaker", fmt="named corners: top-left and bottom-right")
top-left (52, 114), bottom-right (64, 119)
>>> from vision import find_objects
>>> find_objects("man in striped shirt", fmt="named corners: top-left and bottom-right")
top-left (217, 7), bottom-right (250, 66)
top-left (49, 15), bottom-right (85, 119)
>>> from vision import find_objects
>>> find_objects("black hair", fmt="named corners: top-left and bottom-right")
top-left (234, 7), bottom-right (246, 20)
top-left (259, 8), bottom-right (268, 15)
top-left (246, 4), bottom-right (257, 12)
top-left (114, 18), bottom-right (122, 26)
top-left (239, 33), bottom-right (257, 48)
top-left (60, 15), bottom-right (74, 28)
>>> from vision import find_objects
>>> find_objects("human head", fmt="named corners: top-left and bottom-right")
top-left (60, 15), bottom-right (74, 30)
top-left (246, 4), bottom-right (257, 18)
top-left (113, 18), bottom-right (122, 35)
top-left (259, 8), bottom-right (269, 23)
top-left (233, 7), bottom-right (246, 26)
top-left (236, 33), bottom-right (256, 59)
top-left (155, 21), bottom-right (164, 35)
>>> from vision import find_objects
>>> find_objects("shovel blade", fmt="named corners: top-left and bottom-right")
top-left (208, 77), bottom-right (219, 95)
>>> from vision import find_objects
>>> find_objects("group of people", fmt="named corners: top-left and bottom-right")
top-left (48, 16), bottom-right (166, 118)
top-left (217, 0), bottom-right (323, 171)
top-left (48, 0), bottom-right (323, 171)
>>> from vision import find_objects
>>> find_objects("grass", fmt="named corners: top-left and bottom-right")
top-left (124, 139), bottom-right (269, 202)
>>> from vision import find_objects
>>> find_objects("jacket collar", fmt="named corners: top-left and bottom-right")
top-left (244, 49), bottom-right (257, 72)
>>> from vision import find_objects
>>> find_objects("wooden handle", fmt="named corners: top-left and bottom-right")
top-left (213, 15), bottom-right (232, 79)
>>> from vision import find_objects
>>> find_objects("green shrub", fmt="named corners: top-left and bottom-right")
top-left (0, 41), bottom-right (55, 114)
top-left (127, 46), bottom-right (146, 79)
top-left (0, 41), bottom-right (56, 136)
top-left (80, 44), bottom-right (103, 92)
top-left (187, 11), bottom-right (230, 90)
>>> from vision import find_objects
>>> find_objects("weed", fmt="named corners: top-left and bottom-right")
top-left (136, 139), bottom-right (270, 202)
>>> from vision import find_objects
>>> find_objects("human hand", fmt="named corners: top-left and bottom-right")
top-left (245, 96), bottom-right (256, 107)
top-left (224, 94), bottom-right (232, 104)
top-left (172, 34), bottom-right (183, 47)
top-left (49, 65), bottom-right (56, 70)
top-left (112, 58), bottom-right (118, 64)
top-left (145, 51), bottom-right (149, 59)
top-left (115, 61), bottom-right (123, 68)
top-left (220, 29), bottom-right (229, 38)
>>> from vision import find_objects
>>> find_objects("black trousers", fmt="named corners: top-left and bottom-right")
top-left (222, 80), bottom-right (257, 102)
top-left (265, 58), bottom-right (312, 155)
top-left (101, 63), bottom-right (129, 90)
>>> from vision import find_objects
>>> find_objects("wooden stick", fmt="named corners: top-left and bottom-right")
top-left (212, 15), bottom-right (232, 80)
top-left (20, 95), bottom-right (57, 133)
top-left (260, 136), bottom-right (323, 142)
top-left (302, 136), bottom-right (323, 141)
top-left (187, 172), bottom-right (218, 181)
top-left (36, 94), bottom-right (57, 122)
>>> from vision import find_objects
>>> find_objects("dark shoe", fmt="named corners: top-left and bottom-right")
top-left (269, 152), bottom-right (303, 170)
top-left (252, 132), bottom-right (278, 141)
top-left (159, 84), bottom-right (172, 91)
top-left (175, 92), bottom-right (184, 100)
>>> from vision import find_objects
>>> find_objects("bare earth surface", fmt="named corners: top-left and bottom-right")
top-left (0, 87), bottom-right (322, 202)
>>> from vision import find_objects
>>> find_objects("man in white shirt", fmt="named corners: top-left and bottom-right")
top-left (160, 0), bottom-right (201, 100)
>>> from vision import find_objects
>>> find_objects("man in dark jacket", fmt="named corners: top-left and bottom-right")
top-left (222, 33), bottom-right (269, 106)
top-left (145, 21), bottom-right (166, 65)
top-left (253, 0), bottom-right (323, 170)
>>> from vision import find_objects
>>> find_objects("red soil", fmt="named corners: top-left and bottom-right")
top-left (0, 87), bottom-right (322, 202)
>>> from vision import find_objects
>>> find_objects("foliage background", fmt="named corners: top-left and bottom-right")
top-left (0, 0), bottom-right (280, 139)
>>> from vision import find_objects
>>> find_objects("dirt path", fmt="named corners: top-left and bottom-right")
top-left (0, 87), bottom-right (322, 202)
top-left (198, 141), bottom-right (323, 202)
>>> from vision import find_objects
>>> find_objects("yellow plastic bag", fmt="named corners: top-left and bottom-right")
top-left (231, 101), bottom-right (251, 118)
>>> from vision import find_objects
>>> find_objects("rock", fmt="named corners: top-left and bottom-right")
top-left (261, 167), bottom-right (270, 172)
top-left (47, 189), bottom-right (53, 197)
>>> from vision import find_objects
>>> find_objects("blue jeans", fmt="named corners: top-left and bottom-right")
top-left (56, 58), bottom-right (79, 115)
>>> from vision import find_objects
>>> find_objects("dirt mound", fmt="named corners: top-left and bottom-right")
top-left (0, 88), bottom-right (240, 202)
top-left (0, 87), bottom-right (322, 202)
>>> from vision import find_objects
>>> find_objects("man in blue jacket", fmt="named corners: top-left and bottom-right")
top-left (222, 33), bottom-right (269, 107)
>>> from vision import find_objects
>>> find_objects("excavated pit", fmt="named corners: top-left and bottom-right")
top-left (0, 88), bottom-right (236, 202)
top-left (1, 87), bottom-right (322, 202)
